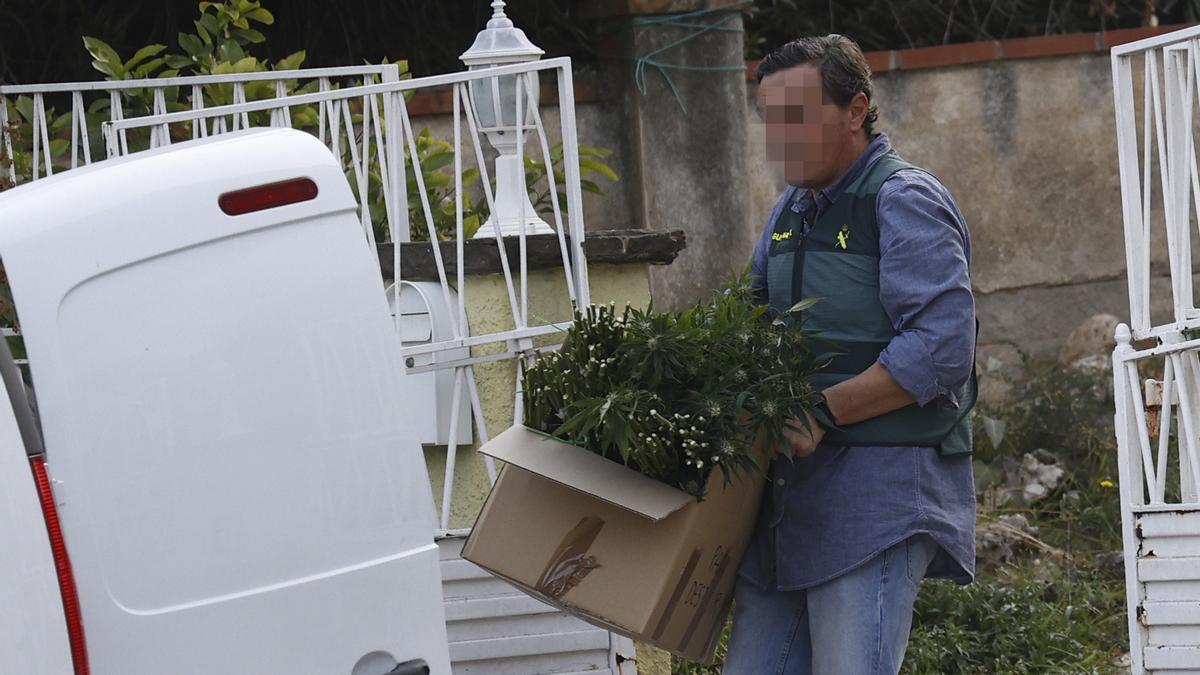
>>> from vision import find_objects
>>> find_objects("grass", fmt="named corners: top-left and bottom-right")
top-left (673, 363), bottom-right (1131, 674)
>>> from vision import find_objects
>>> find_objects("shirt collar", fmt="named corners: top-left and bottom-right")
top-left (790, 133), bottom-right (893, 213)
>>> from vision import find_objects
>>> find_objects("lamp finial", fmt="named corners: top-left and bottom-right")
top-left (488, 1), bottom-right (513, 28)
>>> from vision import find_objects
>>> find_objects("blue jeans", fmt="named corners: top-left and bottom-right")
top-left (722, 534), bottom-right (939, 675)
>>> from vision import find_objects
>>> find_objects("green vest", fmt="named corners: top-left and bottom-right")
top-left (766, 149), bottom-right (976, 456)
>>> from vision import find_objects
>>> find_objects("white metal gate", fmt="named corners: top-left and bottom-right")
top-left (1111, 24), bottom-right (1200, 674)
top-left (1, 55), bottom-right (632, 674)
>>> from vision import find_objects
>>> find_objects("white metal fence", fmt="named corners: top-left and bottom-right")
top-left (1111, 25), bottom-right (1200, 674)
top-left (0, 65), bottom-right (399, 185)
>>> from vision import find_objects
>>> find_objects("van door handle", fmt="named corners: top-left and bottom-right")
top-left (386, 659), bottom-right (429, 675)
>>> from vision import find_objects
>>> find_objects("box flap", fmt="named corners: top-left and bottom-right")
top-left (479, 426), bottom-right (694, 521)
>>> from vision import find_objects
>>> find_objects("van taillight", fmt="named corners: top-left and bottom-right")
top-left (31, 457), bottom-right (89, 675)
top-left (218, 177), bottom-right (318, 216)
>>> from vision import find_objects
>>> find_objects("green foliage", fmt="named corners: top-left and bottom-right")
top-left (522, 273), bottom-right (827, 498)
top-left (525, 144), bottom-right (617, 217)
top-left (902, 565), bottom-right (1127, 674)
top-left (1, 0), bottom-right (620, 244)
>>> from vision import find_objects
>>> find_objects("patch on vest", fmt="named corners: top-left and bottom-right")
top-left (772, 230), bottom-right (793, 241)
top-left (836, 225), bottom-right (850, 250)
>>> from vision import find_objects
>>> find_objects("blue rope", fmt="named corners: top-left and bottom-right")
top-left (631, 2), bottom-right (752, 114)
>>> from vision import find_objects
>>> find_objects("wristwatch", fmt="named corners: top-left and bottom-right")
top-left (812, 392), bottom-right (839, 431)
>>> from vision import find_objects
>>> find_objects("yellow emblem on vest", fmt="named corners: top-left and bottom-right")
top-left (772, 230), bottom-right (792, 241)
top-left (836, 225), bottom-right (850, 250)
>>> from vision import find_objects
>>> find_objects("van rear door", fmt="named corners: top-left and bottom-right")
top-left (0, 339), bottom-right (73, 674)
top-left (0, 129), bottom-right (450, 674)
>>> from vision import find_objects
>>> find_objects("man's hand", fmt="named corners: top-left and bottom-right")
top-left (781, 413), bottom-right (824, 457)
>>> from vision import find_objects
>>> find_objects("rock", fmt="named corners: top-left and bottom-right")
top-left (1019, 450), bottom-right (1064, 504)
top-left (981, 450), bottom-right (1064, 508)
top-left (1023, 482), bottom-right (1049, 502)
top-left (1069, 353), bottom-right (1111, 373)
top-left (1031, 448), bottom-right (1058, 465)
top-left (976, 513), bottom-right (1041, 569)
top-left (977, 342), bottom-right (1027, 407)
top-left (1059, 313), bottom-right (1120, 365)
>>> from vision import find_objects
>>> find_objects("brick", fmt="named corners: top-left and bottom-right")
top-left (865, 50), bottom-right (897, 74)
top-left (898, 41), bottom-right (1000, 70)
top-left (580, 0), bottom-right (741, 19)
top-left (1101, 23), bottom-right (1197, 49)
top-left (745, 59), bottom-right (760, 81)
top-left (406, 90), bottom-right (454, 117)
top-left (1001, 32), bottom-right (1100, 60)
top-left (406, 81), bottom-right (606, 118)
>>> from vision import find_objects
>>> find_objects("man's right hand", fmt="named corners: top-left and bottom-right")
top-left (781, 413), bottom-right (824, 457)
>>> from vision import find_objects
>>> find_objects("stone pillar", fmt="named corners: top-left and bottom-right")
top-left (586, 0), bottom-right (754, 309)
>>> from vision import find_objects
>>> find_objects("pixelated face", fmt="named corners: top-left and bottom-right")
top-left (756, 64), bottom-right (852, 189)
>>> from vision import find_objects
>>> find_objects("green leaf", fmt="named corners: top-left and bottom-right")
top-left (82, 36), bottom-right (125, 79)
top-left (579, 157), bottom-right (619, 181)
top-left (420, 152), bottom-right (454, 172)
top-left (246, 7), bottom-right (274, 25)
top-left (48, 138), bottom-right (70, 157)
top-left (232, 27), bottom-right (266, 43)
top-left (424, 172), bottom-right (450, 188)
top-left (133, 57), bottom-right (167, 79)
top-left (199, 13), bottom-right (222, 38)
top-left (48, 113), bottom-right (72, 134)
top-left (230, 56), bottom-right (261, 73)
top-left (194, 20), bottom-right (212, 45)
top-left (786, 297), bottom-right (821, 314)
top-left (274, 50), bottom-right (306, 71)
top-left (218, 40), bottom-right (246, 63)
top-left (165, 55), bottom-right (194, 69)
top-left (580, 144), bottom-right (613, 158)
top-left (178, 32), bottom-right (208, 59)
top-left (125, 44), bottom-right (167, 70)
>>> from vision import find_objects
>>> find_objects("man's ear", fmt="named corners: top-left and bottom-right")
top-left (848, 92), bottom-right (870, 132)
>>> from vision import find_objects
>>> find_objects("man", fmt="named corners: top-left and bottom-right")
top-left (723, 35), bottom-right (977, 674)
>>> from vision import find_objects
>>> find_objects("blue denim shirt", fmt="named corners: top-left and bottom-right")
top-left (742, 133), bottom-right (976, 590)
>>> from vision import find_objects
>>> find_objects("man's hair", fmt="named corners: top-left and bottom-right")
top-left (755, 35), bottom-right (879, 136)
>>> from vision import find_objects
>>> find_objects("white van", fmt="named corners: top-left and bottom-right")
top-left (0, 128), bottom-right (451, 674)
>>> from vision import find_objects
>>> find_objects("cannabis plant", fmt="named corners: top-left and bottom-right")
top-left (522, 273), bottom-right (830, 499)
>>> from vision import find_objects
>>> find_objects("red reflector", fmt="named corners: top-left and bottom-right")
top-left (218, 177), bottom-right (318, 216)
top-left (31, 457), bottom-right (90, 675)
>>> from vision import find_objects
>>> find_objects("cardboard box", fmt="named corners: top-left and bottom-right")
top-left (461, 425), bottom-right (767, 664)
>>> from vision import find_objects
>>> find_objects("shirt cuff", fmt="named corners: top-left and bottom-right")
top-left (877, 332), bottom-right (945, 407)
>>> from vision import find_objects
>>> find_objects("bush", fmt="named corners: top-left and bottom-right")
top-left (522, 275), bottom-right (827, 498)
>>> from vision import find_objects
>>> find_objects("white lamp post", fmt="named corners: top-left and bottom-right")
top-left (460, 0), bottom-right (553, 238)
